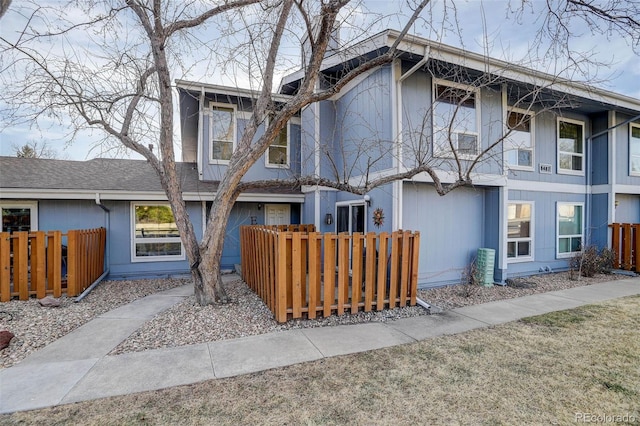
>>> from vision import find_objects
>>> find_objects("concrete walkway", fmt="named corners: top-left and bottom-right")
top-left (1, 276), bottom-right (638, 414)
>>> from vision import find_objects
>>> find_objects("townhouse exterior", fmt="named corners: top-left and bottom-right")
top-left (1, 29), bottom-right (639, 286)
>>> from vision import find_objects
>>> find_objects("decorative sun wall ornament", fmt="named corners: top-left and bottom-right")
top-left (372, 207), bottom-right (385, 228)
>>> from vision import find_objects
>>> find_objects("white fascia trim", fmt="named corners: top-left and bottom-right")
top-left (385, 30), bottom-right (640, 112)
top-left (591, 184), bottom-right (613, 195)
top-left (176, 79), bottom-right (293, 104)
top-left (279, 29), bottom-right (640, 111)
top-left (611, 184), bottom-right (640, 195)
top-left (345, 168), bottom-right (508, 188)
top-left (236, 193), bottom-right (305, 203)
top-left (409, 170), bottom-right (508, 187)
top-left (301, 185), bottom-right (338, 193)
top-left (279, 32), bottom-right (391, 89)
top-left (507, 180), bottom-right (590, 194)
top-left (0, 188), bottom-right (305, 203)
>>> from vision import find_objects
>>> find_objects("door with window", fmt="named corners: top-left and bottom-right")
top-left (336, 202), bottom-right (366, 235)
top-left (265, 204), bottom-right (290, 226)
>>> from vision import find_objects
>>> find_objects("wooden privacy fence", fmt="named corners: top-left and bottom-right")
top-left (240, 225), bottom-right (420, 323)
top-left (609, 223), bottom-right (639, 272)
top-left (0, 228), bottom-right (106, 301)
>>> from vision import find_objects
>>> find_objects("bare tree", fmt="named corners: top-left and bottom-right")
top-left (0, 0), bottom-right (637, 305)
top-left (13, 141), bottom-right (58, 159)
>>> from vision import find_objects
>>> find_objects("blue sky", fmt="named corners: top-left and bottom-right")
top-left (1, 0), bottom-right (638, 161)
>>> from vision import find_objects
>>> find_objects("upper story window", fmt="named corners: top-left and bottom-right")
top-left (556, 202), bottom-right (583, 258)
top-left (131, 203), bottom-right (184, 262)
top-left (557, 118), bottom-right (584, 175)
top-left (433, 80), bottom-right (480, 158)
top-left (266, 114), bottom-right (290, 168)
top-left (210, 103), bottom-right (236, 164)
top-left (505, 109), bottom-right (534, 170)
top-left (630, 123), bottom-right (640, 176)
top-left (507, 202), bottom-right (533, 262)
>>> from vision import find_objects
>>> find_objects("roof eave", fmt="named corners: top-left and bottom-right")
top-left (0, 188), bottom-right (305, 203)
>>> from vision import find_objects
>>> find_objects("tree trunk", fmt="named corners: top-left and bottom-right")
top-left (193, 196), bottom-right (235, 305)
top-left (193, 257), bottom-right (226, 305)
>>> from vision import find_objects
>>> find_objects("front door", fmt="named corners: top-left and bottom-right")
top-left (265, 204), bottom-right (290, 226)
top-left (336, 202), bottom-right (366, 235)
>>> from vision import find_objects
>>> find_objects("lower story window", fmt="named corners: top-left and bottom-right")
top-left (557, 202), bottom-right (583, 257)
top-left (507, 202), bottom-right (533, 261)
top-left (132, 203), bottom-right (184, 262)
top-left (1, 202), bottom-right (38, 232)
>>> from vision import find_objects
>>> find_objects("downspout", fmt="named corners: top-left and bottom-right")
top-left (416, 296), bottom-right (431, 310)
top-left (75, 193), bottom-right (111, 302)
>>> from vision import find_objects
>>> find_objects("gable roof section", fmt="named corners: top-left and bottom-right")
top-left (279, 29), bottom-right (640, 115)
top-left (0, 157), bottom-right (303, 202)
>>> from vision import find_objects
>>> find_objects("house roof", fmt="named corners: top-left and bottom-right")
top-left (0, 157), bottom-right (304, 203)
top-left (279, 29), bottom-right (640, 115)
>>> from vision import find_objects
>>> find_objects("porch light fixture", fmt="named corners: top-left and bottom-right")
top-left (325, 213), bottom-right (333, 225)
top-left (364, 194), bottom-right (371, 207)
top-left (257, 203), bottom-right (263, 210)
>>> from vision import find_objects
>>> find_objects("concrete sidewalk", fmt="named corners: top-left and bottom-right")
top-left (1, 277), bottom-right (638, 414)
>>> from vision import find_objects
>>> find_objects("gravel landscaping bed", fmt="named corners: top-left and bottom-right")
top-left (0, 271), bottom-right (630, 368)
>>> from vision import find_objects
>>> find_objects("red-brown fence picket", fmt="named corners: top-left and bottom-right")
top-left (240, 225), bottom-right (419, 323)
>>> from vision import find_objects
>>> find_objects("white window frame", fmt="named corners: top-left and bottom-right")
top-left (432, 79), bottom-right (481, 159)
top-left (265, 115), bottom-right (290, 169)
top-left (335, 200), bottom-right (367, 235)
top-left (556, 202), bottom-right (584, 259)
top-left (630, 123), bottom-right (640, 176)
top-left (208, 102), bottom-right (237, 165)
top-left (0, 201), bottom-right (38, 232)
top-left (505, 108), bottom-right (535, 171)
top-left (507, 201), bottom-right (534, 263)
top-left (557, 118), bottom-right (585, 176)
top-left (131, 202), bottom-right (185, 263)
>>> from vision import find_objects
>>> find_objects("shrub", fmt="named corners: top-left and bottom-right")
top-left (570, 245), bottom-right (615, 278)
top-left (458, 258), bottom-right (481, 297)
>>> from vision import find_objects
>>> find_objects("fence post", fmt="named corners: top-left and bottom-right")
top-left (49, 231), bottom-right (62, 297)
top-left (389, 231), bottom-right (400, 308)
top-left (337, 233), bottom-right (350, 315)
top-left (610, 223), bottom-right (621, 268)
top-left (323, 233), bottom-right (336, 318)
top-left (308, 232), bottom-right (321, 319)
top-left (410, 232), bottom-right (420, 306)
top-left (67, 230), bottom-right (78, 296)
top-left (351, 233), bottom-right (363, 314)
top-left (292, 232), bottom-right (303, 319)
top-left (364, 233), bottom-right (376, 312)
top-left (275, 231), bottom-right (288, 323)
top-left (0, 232), bottom-right (10, 302)
top-left (622, 223), bottom-right (632, 270)
top-left (634, 224), bottom-right (640, 272)
top-left (376, 232), bottom-right (389, 311)
top-left (15, 232), bottom-right (29, 300)
top-left (400, 231), bottom-right (411, 307)
top-left (32, 231), bottom-right (47, 299)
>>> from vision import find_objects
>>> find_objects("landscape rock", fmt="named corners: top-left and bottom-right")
top-left (0, 330), bottom-right (15, 350)
top-left (38, 296), bottom-right (62, 308)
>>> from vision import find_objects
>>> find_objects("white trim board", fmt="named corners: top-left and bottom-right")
top-left (0, 188), bottom-right (305, 203)
top-left (507, 180), bottom-right (589, 194)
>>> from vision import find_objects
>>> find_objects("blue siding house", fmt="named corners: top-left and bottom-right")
top-left (2, 29), bottom-right (639, 286)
